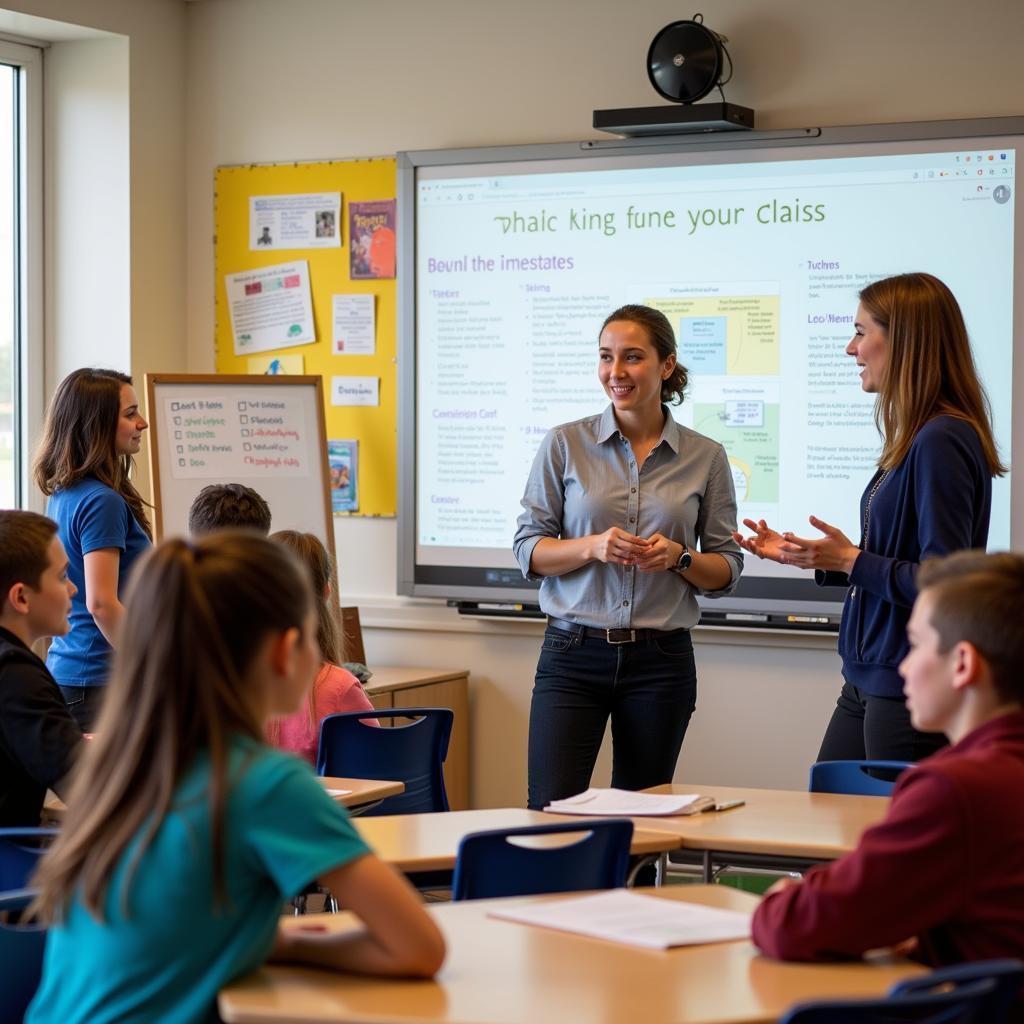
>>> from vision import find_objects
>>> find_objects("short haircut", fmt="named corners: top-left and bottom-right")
top-left (187, 483), bottom-right (272, 536)
top-left (0, 509), bottom-right (59, 597)
top-left (918, 551), bottom-right (1024, 703)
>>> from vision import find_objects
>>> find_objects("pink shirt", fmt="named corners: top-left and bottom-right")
top-left (270, 663), bottom-right (376, 766)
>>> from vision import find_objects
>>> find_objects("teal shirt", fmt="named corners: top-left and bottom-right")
top-left (28, 736), bottom-right (370, 1024)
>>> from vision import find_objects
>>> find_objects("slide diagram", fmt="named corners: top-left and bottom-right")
top-left (649, 294), bottom-right (780, 376)
top-left (693, 401), bottom-right (780, 502)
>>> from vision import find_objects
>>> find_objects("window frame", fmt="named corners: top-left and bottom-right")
top-left (0, 37), bottom-right (42, 510)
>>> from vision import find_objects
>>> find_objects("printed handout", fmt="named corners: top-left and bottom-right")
top-left (333, 294), bottom-right (376, 355)
top-left (226, 261), bottom-right (315, 356)
top-left (250, 192), bottom-right (342, 250)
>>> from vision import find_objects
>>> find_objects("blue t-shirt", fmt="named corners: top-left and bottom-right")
top-left (46, 477), bottom-right (151, 686)
top-left (28, 736), bottom-right (370, 1024)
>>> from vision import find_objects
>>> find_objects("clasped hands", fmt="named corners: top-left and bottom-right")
top-left (592, 527), bottom-right (682, 573)
top-left (732, 515), bottom-right (860, 575)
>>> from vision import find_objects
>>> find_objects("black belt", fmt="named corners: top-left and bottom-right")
top-left (546, 616), bottom-right (689, 645)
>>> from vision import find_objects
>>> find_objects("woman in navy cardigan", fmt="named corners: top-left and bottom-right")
top-left (734, 273), bottom-right (1006, 762)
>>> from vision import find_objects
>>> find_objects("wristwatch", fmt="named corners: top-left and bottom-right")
top-left (669, 544), bottom-right (692, 575)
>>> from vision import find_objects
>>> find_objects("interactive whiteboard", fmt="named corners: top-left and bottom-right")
top-left (397, 118), bottom-right (1022, 627)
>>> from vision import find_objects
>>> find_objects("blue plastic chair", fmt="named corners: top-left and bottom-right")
top-left (780, 974), bottom-right (996, 1023)
top-left (316, 708), bottom-right (454, 815)
top-left (0, 828), bottom-right (58, 892)
top-left (0, 889), bottom-right (47, 1024)
top-left (809, 760), bottom-right (913, 796)
top-left (890, 960), bottom-right (1024, 1024)
top-left (452, 819), bottom-right (633, 901)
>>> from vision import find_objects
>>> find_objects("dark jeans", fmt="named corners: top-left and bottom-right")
top-left (59, 685), bottom-right (106, 732)
top-left (527, 625), bottom-right (697, 811)
top-left (817, 680), bottom-right (947, 763)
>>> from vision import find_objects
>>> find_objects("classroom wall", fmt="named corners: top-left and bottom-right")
top-left (0, 0), bottom-right (187, 506)
top-left (180, 0), bottom-right (1024, 807)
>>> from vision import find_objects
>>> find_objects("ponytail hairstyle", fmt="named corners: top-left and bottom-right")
top-left (33, 368), bottom-right (153, 538)
top-left (600, 304), bottom-right (689, 405)
top-left (266, 530), bottom-right (341, 741)
top-left (30, 532), bottom-right (314, 922)
top-left (859, 273), bottom-right (1006, 476)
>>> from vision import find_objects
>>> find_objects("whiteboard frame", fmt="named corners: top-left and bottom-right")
top-left (145, 373), bottom-right (336, 566)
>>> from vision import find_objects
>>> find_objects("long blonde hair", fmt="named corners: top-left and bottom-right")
top-left (30, 533), bottom-right (313, 922)
top-left (32, 368), bottom-right (152, 538)
top-left (267, 530), bottom-right (341, 739)
top-left (861, 273), bottom-right (1005, 475)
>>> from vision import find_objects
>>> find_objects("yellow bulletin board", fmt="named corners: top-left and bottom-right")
top-left (214, 158), bottom-right (397, 516)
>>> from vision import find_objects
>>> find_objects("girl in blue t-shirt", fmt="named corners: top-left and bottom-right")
top-left (28, 532), bottom-right (445, 1024)
top-left (33, 368), bottom-right (153, 729)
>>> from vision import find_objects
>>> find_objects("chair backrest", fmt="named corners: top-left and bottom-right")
top-left (889, 959), bottom-right (1024, 1024)
top-left (316, 708), bottom-right (454, 815)
top-left (0, 828), bottom-right (59, 892)
top-left (0, 889), bottom-right (47, 1024)
top-left (808, 760), bottom-right (913, 796)
top-left (452, 819), bottom-right (633, 901)
top-left (780, 975), bottom-right (997, 1023)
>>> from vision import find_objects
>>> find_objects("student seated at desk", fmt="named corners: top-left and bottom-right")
top-left (27, 533), bottom-right (444, 1024)
top-left (0, 510), bottom-right (82, 826)
top-left (266, 530), bottom-right (376, 765)
top-left (187, 481), bottom-right (272, 535)
top-left (753, 550), bottom-right (1024, 967)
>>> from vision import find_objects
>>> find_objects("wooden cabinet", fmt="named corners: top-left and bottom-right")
top-left (364, 667), bottom-right (470, 810)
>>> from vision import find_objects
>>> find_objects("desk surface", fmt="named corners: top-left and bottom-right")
top-left (219, 885), bottom-right (924, 1024)
top-left (635, 783), bottom-right (888, 861)
top-left (354, 808), bottom-right (682, 871)
top-left (364, 666), bottom-right (469, 696)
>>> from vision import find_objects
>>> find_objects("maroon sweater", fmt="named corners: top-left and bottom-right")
top-left (752, 711), bottom-right (1024, 964)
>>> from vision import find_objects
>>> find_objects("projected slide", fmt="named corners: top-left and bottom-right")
top-left (414, 145), bottom-right (1015, 578)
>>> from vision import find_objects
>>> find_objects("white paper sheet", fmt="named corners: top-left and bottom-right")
top-left (226, 261), bottom-right (315, 355)
top-left (489, 891), bottom-right (752, 949)
top-left (545, 788), bottom-right (712, 817)
top-left (250, 192), bottom-right (341, 250)
top-left (332, 294), bottom-right (376, 354)
top-left (331, 376), bottom-right (379, 407)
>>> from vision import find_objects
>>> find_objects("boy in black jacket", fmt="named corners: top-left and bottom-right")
top-left (0, 510), bottom-right (82, 825)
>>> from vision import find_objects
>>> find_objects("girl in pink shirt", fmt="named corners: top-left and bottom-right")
top-left (267, 531), bottom-right (375, 764)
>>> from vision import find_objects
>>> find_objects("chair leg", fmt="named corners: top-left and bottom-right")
top-left (292, 893), bottom-right (307, 915)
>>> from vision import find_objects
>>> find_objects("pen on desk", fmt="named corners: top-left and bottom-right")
top-left (704, 799), bottom-right (745, 813)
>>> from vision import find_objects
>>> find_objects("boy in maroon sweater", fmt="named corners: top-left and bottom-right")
top-left (753, 550), bottom-right (1024, 965)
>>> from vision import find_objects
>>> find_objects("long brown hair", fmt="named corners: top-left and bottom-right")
top-left (30, 533), bottom-right (313, 922)
top-left (33, 368), bottom-right (153, 538)
top-left (267, 530), bottom-right (341, 739)
top-left (860, 273), bottom-right (1005, 475)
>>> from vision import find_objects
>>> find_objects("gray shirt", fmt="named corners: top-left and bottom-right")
top-left (513, 404), bottom-right (743, 630)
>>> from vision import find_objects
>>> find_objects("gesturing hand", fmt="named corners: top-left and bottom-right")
top-left (591, 527), bottom-right (650, 565)
top-left (732, 519), bottom-right (791, 564)
top-left (633, 532), bottom-right (680, 573)
top-left (778, 516), bottom-right (860, 574)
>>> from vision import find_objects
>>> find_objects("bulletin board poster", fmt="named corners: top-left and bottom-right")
top-left (214, 159), bottom-right (397, 516)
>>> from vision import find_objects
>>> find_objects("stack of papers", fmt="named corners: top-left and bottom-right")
top-left (489, 890), bottom-right (752, 949)
top-left (545, 788), bottom-right (714, 816)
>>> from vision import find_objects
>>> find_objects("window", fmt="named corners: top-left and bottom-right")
top-left (0, 39), bottom-right (41, 509)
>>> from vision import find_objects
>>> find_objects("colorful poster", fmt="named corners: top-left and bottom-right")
top-left (226, 260), bottom-right (315, 356)
top-left (328, 439), bottom-right (358, 513)
top-left (349, 199), bottom-right (396, 279)
top-left (250, 192), bottom-right (342, 249)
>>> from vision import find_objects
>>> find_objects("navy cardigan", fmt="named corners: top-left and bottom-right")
top-left (818, 416), bottom-right (992, 698)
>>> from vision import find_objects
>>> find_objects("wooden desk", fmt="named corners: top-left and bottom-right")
top-left (354, 807), bottom-right (682, 872)
top-left (219, 885), bottom-right (924, 1024)
top-left (364, 667), bottom-right (470, 810)
top-left (43, 776), bottom-right (405, 821)
top-left (636, 783), bottom-right (889, 881)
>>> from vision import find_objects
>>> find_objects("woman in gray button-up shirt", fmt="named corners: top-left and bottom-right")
top-left (514, 304), bottom-right (743, 810)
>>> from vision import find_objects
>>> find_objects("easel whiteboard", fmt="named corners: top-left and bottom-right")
top-left (146, 374), bottom-right (335, 560)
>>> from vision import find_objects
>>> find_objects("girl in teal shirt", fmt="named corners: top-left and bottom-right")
top-left (28, 532), bottom-right (444, 1024)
